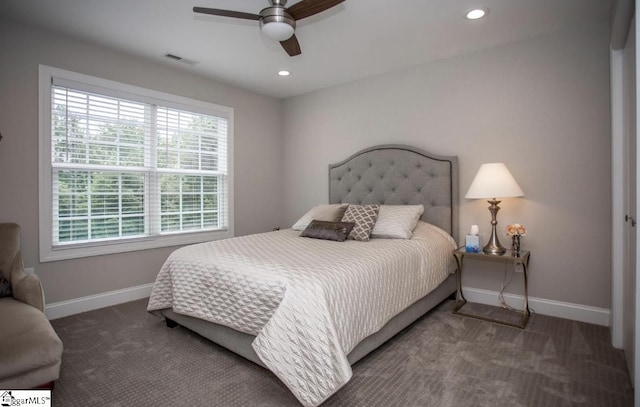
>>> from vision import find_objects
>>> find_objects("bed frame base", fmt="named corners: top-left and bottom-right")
top-left (157, 274), bottom-right (456, 368)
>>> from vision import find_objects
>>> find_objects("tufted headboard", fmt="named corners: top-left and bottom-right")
top-left (329, 144), bottom-right (459, 242)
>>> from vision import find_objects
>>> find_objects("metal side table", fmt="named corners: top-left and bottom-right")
top-left (452, 247), bottom-right (531, 329)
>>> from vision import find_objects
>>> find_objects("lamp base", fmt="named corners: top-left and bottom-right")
top-left (483, 243), bottom-right (506, 255)
top-left (483, 198), bottom-right (506, 255)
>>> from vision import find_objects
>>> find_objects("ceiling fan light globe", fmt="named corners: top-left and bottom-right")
top-left (261, 21), bottom-right (294, 41)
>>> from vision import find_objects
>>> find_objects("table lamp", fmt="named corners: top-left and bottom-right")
top-left (465, 163), bottom-right (524, 254)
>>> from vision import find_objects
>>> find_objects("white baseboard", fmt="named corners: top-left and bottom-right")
top-left (462, 286), bottom-right (610, 326)
top-left (44, 282), bottom-right (611, 326)
top-left (45, 283), bottom-right (154, 320)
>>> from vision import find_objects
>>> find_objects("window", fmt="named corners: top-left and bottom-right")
top-left (39, 65), bottom-right (234, 261)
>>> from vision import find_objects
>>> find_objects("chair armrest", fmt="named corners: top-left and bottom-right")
top-left (10, 252), bottom-right (45, 312)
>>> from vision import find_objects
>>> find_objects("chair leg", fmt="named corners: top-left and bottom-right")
top-left (33, 381), bottom-right (54, 390)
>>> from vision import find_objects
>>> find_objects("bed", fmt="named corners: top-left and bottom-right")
top-left (147, 144), bottom-right (459, 406)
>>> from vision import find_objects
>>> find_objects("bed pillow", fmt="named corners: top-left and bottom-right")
top-left (341, 204), bottom-right (380, 241)
top-left (292, 204), bottom-right (349, 231)
top-left (300, 220), bottom-right (356, 242)
top-left (371, 205), bottom-right (425, 239)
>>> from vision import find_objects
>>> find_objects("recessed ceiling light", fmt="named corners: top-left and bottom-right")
top-left (466, 8), bottom-right (488, 20)
top-left (278, 70), bottom-right (290, 77)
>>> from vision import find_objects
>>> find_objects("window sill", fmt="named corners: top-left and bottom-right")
top-left (40, 229), bottom-right (233, 262)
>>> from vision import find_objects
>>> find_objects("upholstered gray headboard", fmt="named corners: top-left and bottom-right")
top-left (329, 144), bottom-right (459, 242)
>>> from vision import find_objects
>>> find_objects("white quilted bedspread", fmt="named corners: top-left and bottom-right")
top-left (147, 221), bottom-right (455, 406)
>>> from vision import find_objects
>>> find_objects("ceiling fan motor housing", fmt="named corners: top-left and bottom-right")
top-left (260, 5), bottom-right (296, 40)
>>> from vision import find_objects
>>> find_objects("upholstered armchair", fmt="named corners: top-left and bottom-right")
top-left (0, 223), bottom-right (63, 389)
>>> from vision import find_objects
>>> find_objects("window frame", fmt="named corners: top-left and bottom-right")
top-left (38, 65), bottom-right (234, 262)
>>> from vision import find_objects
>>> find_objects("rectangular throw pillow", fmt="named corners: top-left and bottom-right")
top-left (371, 204), bottom-right (425, 239)
top-left (292, 204), bottom-right (349, 231)
top-left (300, 220), bottom-right (356, 242)
top-left (341, 204), bottom-right (380, 241)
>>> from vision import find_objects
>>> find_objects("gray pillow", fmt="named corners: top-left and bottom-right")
top-left (300, 220), bottom-right (356, 242)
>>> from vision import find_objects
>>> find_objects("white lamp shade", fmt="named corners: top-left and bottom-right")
top-left (465, 163), bottom-right (525, 199)
top-left (262, 21), bottom-right (294, 41)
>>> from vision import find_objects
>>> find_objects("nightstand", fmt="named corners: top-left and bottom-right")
top-left (452, 247), bottom-right (531, 329)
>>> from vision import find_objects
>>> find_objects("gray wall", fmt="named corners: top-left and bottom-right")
top-left (281, 23), bottom-right (612, 308)
top-left (0, 19), bottom-right (283, 303)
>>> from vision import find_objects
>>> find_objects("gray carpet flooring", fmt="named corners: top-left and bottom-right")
top-left (50, 299), bottom-right (633, 406)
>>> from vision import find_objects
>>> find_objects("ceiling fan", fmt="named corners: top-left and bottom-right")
top-left (193, 0), bottom-right (345, 57)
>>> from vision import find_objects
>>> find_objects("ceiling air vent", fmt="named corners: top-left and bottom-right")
top-left (165, 53), bottom-right (183, 61)
top-left (164, 53), bottom-right (198, 66)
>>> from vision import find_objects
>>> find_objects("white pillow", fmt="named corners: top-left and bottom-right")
top-left (292, 204), bottom-right (349, 231)
top-left (371, 205), bottom-right (425, 239)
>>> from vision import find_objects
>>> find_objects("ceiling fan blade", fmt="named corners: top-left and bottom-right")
top-left (287, 0), bottom-right (345, 21)
top-left (193, 7), bottom-right (260, 21)
top-left (280, 34), bottom-right (301, 56)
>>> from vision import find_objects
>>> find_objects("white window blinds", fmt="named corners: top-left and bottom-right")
top-left (155, 107), bottom-right (229, 234)
top-left (46, 73), bottom-right (231, 254)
